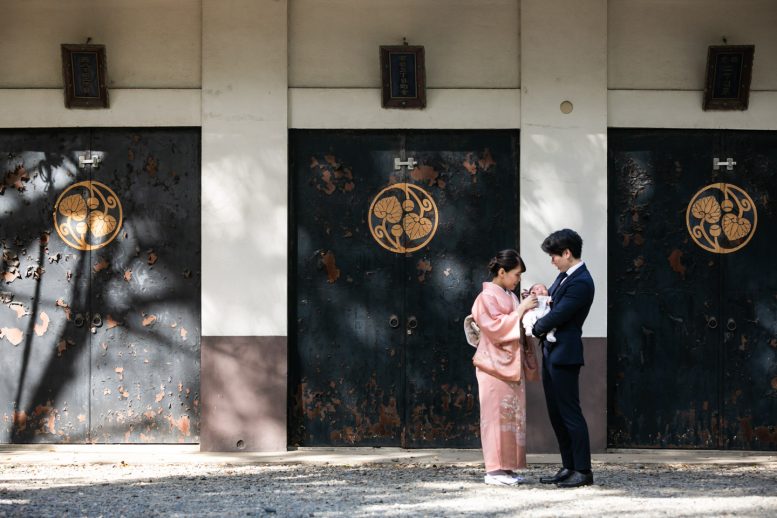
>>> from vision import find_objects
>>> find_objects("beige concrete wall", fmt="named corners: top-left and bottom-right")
top-left (0, 0), bottom-right (201, 127)
top-left (608, 0), bottom-right (777, 129)
top-left (0, 0), bottom-right (201, 88)
top-left (609, 0), bottom-right (777, 90)
top-left (520, 0), bottom-right (608, 338)
top-left (289, 0), bottom-right (520, 88)
top-left (288, 0), bottom-right (521, 129)
top-left (201, 0), bottom-right (288, 337)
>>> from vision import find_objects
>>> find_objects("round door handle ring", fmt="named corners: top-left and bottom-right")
top-left (726, 318), bottom-right (737, 331)
top-left (389, 315), bottom-right (400, 328)
top-left (707, 317), bottom-right (718, 329)
top-left (407, 316), bottom-right (418, 330)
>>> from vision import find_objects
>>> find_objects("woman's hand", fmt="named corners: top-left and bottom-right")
top-left (518, 294), bottom-right (538, 314)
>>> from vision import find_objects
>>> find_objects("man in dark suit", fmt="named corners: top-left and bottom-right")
top-left (532, 229), bottom-right (595, 488)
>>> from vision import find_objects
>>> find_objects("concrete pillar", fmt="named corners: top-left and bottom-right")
top-left (520, 0), bottom-right (608, 453)
top-left (200, 0), bottom-right (288, 452)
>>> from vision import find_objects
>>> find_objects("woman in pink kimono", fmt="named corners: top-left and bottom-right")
top-left (470, 249), bottom-right (539, 485)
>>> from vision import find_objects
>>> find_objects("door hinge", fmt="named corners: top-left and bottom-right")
top-left (713, 157), bottom-right (736, 171)
top-left (394, 157), bottom-right (417, 170)
top-left (78, 153), bottom-right (101, 169)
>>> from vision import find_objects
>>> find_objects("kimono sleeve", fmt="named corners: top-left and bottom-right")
top-left (472, 291), bottom-right (523, 344)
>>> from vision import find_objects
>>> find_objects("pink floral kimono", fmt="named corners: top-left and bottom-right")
top-left (471, 282), bottom-right (539, 472)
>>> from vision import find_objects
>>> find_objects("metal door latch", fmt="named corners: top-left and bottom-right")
top-left (713, 157), bottom-right (736, 171)
top-left (394, 157), bottom-right (417, 170)
top-left (78, 153), bottom-right (101, 169)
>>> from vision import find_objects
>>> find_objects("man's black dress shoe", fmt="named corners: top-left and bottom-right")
top-left (556, 470), bottom-right (594, 488)
top-left (539, 468), bottom-right (573, 484)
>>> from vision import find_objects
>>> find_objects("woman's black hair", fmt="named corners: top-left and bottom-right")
top-left (487, 249), bottom-right (526, 276)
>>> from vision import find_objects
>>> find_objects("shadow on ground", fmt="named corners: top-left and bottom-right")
top-left (2, 463), bottom-right (777, 517)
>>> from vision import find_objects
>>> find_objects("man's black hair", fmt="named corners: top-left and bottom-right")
top-left (541, 228), bottom-right (583, 258)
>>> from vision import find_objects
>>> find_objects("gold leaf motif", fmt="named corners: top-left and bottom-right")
top-left (691, 196), bottom-right (721, 224)
top-left (373, 196), bottom-right (402, 223)
top-left (403, 213), bottom-right (432, 240)
top-left (722, 213), bottom-right (751, 241)
top-left (59, 194), bottom-right (87, 221)
top-left (368, 183), bottom-right (439, 254)
top-left (88, 211), bottom-right (118, 237)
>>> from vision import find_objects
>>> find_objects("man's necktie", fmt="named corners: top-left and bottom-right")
top-left (550, 272), bottom-right (568, 297)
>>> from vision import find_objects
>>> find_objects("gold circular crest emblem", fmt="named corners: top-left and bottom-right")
top-left (369, 183), bottom-right (439, 254)
top-left (686, 182), bottom-right (757, 254)
top-left (53, 181), bottom-right (123, 251)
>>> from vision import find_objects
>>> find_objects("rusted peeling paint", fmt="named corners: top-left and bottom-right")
top-left (462, 153), bottom-right (477, 179)
top-left (2, 250), bottom-right (21, 284)
top-left (147, 250), bottom-right (158, 265)
top-left (93, 257), bottom-right (109, 273)
top-left (55, 298), bottom-right (72, 320)
top-left (478, 148), bottom-right (496, 170)
top-left (56, 339), bottom-right (74, 356)
top-left (310, 155), bottom-right (356, 195)
top-left (33, 312), bottom-right (50, 336)
top-left (754, 426), bottom-right (777, 445)
top-left (106, 314), bottom-right (120, 329)
top-left (144, 156), bottom-right (158, 176)
top-left (320, 251), bottom-right (340, 283)
top-left (0, 327), bottom-right (23, 346)
top-left (2, 270), bottom-right (20, 283)
top-left (9, 302), bottom-right (27, 318)
top-left (668, 249), bottom-right (686, 278)
top-left (115, 367), bottom-right (124, 380)
top-left (142, 314), bottom-right (157, 327)
top-left (124, 269), bottom-right (132, 282)
top-left (13, 410), bottom-right (27, 432)
top-left (166, 414), bottom-right (191, 436)
top-left (25, 265), bottom-right (43, 280)
top-left (416, 259), bottom-right (432, 282)
top-left (180, 327), bottom-right (188, 340)
top-left (1, 164), bottom-right (30, 193)
top-left (410, 165), bottom-right (440, 187)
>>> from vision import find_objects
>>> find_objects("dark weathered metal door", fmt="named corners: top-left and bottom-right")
top-left (290, 130), bottom-right (518, 447)
top-left (717, 131), bottom-right (777, 449)
top-left (608, 129), bottom-right (777, 449)
top-left (88, 130), bottom-right (201, 443)
top-left (1, 130), bottom-right (92, 442)
top-left (0, 128), bottom-right (200, 443)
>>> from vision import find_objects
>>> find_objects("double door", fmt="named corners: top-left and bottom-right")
top-left (290, 130), bottom-right (518, 447)
top-left (608, 129), bottom-right (777, 449)
top-left (0, 128), bottom-right (200, 443)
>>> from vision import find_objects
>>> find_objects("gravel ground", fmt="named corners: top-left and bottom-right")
top-left (1, 461), bottom-right (777, 517)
